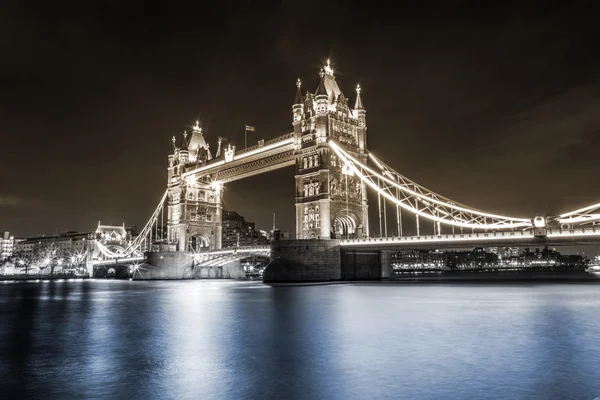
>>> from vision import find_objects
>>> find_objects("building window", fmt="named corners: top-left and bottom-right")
top-left (303, 158), bottom-right (308, 169)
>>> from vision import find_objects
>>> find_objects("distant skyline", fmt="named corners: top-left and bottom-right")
top-left (2, 2), bottom-right (600, 236)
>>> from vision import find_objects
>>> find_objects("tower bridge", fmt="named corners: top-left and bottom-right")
top-left (87, 59), bottom-right (600, 279)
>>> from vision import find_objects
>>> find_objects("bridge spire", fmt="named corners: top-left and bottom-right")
top-left (294, 78), bottom-right (303, 105)
top-left (315, 69), bottom-right (328, 97)
top-left (354, 84), bottom-right (364, 110)
top-left (215, 137), bottom-right (223, 158)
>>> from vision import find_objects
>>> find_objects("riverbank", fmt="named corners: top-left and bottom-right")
top-left (389, 268), bottom-right (600, 283)
top-left (0, 274), bottom-right (90, 282)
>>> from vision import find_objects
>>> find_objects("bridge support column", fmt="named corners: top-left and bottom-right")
top-left (178, 225), bottom-right (187, 252)
top-left (380, 250), bottom-right (394, 279)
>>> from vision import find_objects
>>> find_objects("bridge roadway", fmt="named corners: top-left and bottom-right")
top-left (340, 226), bottom-right (600, 250)
top-left (182, 133), bottom-right (295, 183)
top-left (92, 227), bottom-right (600, 267)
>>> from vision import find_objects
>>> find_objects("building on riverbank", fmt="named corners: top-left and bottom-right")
top-left (222, 210), bottom-right (269, 248)
top-left (1, 231), bottom-right (14, 260)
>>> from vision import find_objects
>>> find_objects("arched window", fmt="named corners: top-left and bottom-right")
top-left (308, 156), bottom-right (313, 168)
top-left (314, 182), bottom-right (319, 195)
top-left (313, 154), bottom-right (319, 166)
top-left (309, 184), bottom-right (314, 196)
top-left (304, 184), bottom-right (309, 197)
top-left (303, 157), bottom-right (308, 169)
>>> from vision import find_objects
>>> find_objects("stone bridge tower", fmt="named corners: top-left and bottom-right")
top-left (167, 122), bottom-right (223, 251)
top-left (293, 60), bottom-right (369, 240)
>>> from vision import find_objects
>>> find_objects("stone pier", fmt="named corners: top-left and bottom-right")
top-left (263, 239), bottom-right (386, 283)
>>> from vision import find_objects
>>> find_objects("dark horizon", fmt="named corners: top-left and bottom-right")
top-left (2, 1), bottom-right (600, 236)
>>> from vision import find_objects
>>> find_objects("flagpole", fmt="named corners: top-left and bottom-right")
top-left (245, 127), bottom-right (247, 149)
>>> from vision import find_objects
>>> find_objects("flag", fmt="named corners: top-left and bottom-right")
top-left (245, 125), bottom-right (256, 132)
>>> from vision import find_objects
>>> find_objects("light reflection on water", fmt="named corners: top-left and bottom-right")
top-left (1, 280), bottom-right (599, 399)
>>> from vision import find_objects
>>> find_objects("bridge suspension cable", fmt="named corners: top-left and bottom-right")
top-left (329, 141), bottom-right (533, 231)
top-left (95, 190), bottom-right (168, 258)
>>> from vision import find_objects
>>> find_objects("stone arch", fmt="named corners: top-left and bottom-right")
top-left (332, 210), bottom-right (358, 239)
top-left (188, 233), bottom-right (211, 253)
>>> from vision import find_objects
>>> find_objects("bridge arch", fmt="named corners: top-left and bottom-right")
top-left (188, 233), bottom-right (211, 252)
top-left (333, 210), bottom-right (359, 239)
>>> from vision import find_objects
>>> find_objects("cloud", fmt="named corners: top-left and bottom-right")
top-left (0, 196), bottom-right (23, 206)
top-left (0, 196), bottom-right (42, 207)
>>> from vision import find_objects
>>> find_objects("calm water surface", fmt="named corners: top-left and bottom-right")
top-left (1, 280), bottom-right (599, 399)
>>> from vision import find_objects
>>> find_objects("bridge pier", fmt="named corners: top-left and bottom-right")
top-left (263, 239), bottom-right (387, 283)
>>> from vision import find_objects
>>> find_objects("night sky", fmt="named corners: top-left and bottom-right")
top-left (2, 1), bottom-right (600, 237)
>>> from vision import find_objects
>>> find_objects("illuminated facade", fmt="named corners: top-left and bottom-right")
top-left (167, 122), bottom-right (223, 251)
top-left (14, 231), bottom-right (90, 266)
top-left (293, 60), bottom-right (369, 239)
top-left (164, 60), bottom-right (369, 250)
top-left (1, 231), bottom-right (14, 260)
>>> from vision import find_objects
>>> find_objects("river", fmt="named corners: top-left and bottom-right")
top-left (1, 280), bottom-right (599, 399)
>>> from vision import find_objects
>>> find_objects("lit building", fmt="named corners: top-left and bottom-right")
top-left (14, 231), bottom-right (91, 268)
top-left (1, 231), bottom-right (14, 260)
top-left (221, 210), bottom-right (269, 248)
top-left (293, 60), bottom-right (368, 240)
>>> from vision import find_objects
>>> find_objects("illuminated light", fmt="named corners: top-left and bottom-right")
top-left (182, 160), bottom-right (225, 177)
top-left (232, 138), bottom-right (294, 161)
top-left (356, 84), bottom-right (361, 94)
top-left (342, 163), bottom-right (354, 176)
top-left (340, 232), bottom-right (536, 246)
top-left (210, 181), bottom-right (222, 191)
top-left (557, 215), bottom-right (600, 224)
top-left (331, 141), bottom-right (532, 229)
top-left (368, 153), bottom-right (385, 170)
top-left (324, 58), bottom-right (334, 75)
top-left (558, 202), bottom-right (600, 218)
top-left (186, 176), bottom-right (196, 187)
top-left (192, 120), bottom-right (201, 132)
top-left (533, 216), bottom-right (546, 228)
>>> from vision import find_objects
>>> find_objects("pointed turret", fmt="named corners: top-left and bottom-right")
top-left (180, 130), bottom-right (189, 149)
top-left (294, 78), bottom-right (303, 105)
top-left (315, 69), bottom-right (328, 96)
top-left (188, 120), bottom-right (210, 161)
top-left (314, 68), bottom-right (329, 115)
top-left (292, 78), bottom-right (305, 123)
top-left (216, 137), bottom-right (223, 158)
top-left (354, 84), bottom-right (364, 110)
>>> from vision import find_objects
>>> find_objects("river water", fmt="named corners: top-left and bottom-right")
top-left (1, 280), bottom-right (599, 399)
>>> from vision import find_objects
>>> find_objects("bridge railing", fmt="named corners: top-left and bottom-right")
top-left (547, 227), bottom-right (600, 236)
top-left (233, 132), bottom-right (294, 157)
top-left (340, 230), bottom-right (535, 245)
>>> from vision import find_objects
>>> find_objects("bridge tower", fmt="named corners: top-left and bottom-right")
top-left (167, 123), bottom-right (223, 251)
top-left (293, 60), bottom-right (369, 240)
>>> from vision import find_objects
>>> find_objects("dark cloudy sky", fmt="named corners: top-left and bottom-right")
top-left (1, 1), bottom-right (600, 237)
